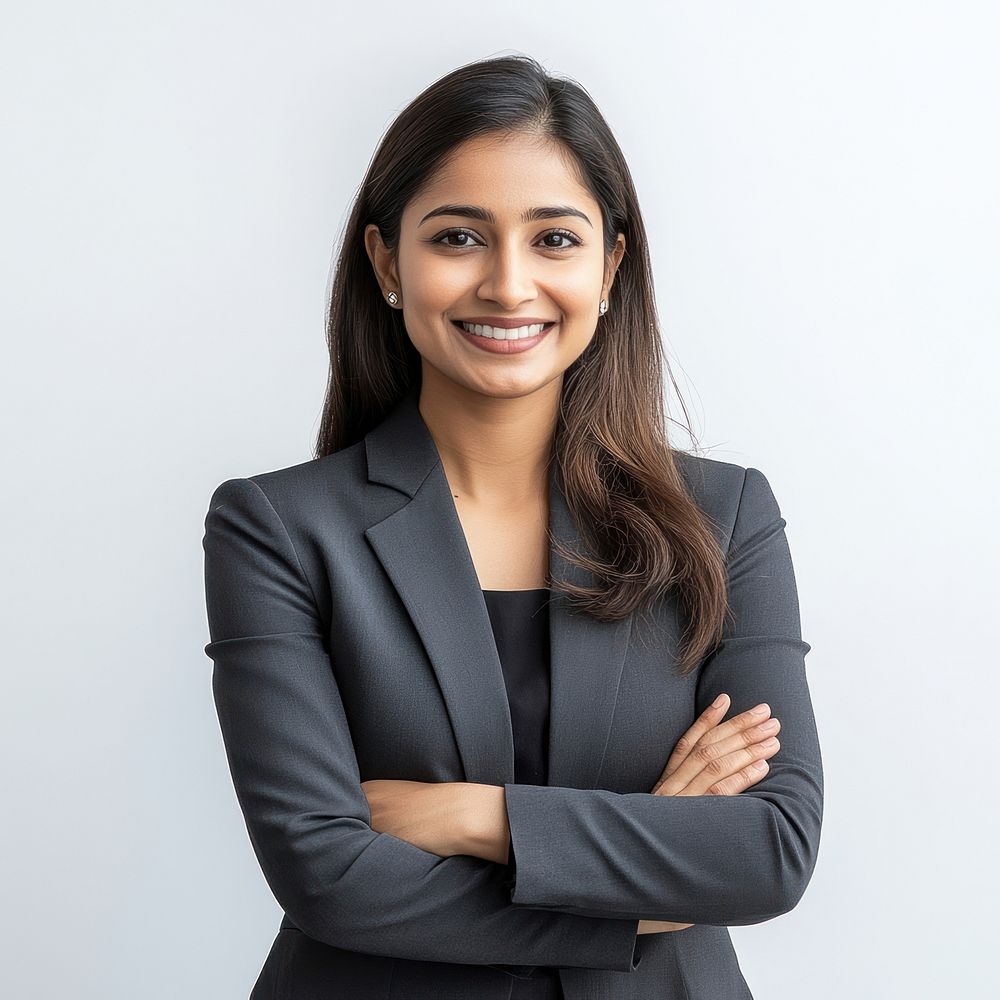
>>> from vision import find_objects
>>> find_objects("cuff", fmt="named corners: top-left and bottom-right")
top-left (503, 783), bottom-right (643, 972)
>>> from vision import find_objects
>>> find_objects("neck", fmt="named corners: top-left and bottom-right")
top-left (417, 370), bottom-right (559, 508)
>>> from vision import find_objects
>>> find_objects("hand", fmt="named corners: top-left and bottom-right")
top-left (361, 779), bottom-right (471, 858)
top-left (651, 693), bottom-right (781, 798)
top-left (637, 693), bottom-right (782, 936)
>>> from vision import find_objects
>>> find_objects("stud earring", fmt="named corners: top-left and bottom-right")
top-left (387, 291), bottom-right (399, 306)
top-left (599, 299), bottom-right (608, 315)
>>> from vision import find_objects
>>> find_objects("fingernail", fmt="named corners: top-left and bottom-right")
top-left (752, 703), bottom-right (770, 716)
top-left (712, 693), bottom-right (727, 708)
top-left (753, 760), bottom-right (769, 770)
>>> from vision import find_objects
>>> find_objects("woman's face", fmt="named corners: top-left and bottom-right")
top-left (366, 131), bottom-right (625, 401)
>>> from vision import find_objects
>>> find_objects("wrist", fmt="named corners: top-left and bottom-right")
top-left (461, 782), bottom-right (510, 864)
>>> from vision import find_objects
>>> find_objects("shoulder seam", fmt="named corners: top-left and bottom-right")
top-left (244, 477), bottom-right (323, 616)
top-left (726, 466), bottom-right (751, 560)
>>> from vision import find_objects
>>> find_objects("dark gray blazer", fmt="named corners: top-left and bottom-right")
top-left (202, 387), bottom-right (823, 1000)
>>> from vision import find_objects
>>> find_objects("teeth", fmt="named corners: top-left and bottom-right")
top-left (458, 321), bottom-right (549, 340)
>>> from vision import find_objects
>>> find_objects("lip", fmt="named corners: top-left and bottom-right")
top-left (452, 319), bottom-right (556, 355)
top-left (455, 316), bottom-right (557, 329)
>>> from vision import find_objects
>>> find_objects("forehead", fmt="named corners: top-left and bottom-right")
top-left (407, 132), bottom-right (597, 218)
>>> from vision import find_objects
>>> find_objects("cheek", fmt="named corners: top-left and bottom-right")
top-left (546, 263), bottom-right (604, 319)
top-left (555, 321), bottom-right (598, 365)
top-left (396, 260), bottom-right (457, 352)
top-left (404, 256), bottom-right (469, 308)
top-left (562, 266), bottom-right (602, 299)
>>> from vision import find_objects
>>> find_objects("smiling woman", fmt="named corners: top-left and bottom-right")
top-left (324, 63), bottom-right (731, 663)
top-left (205, 52), bottom-right (822, 1000)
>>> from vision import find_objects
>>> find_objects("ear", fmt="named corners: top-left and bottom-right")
top-left (604, 232), bottom-right (627, 297)
top-left (364, 223), bottom-right (400, 298)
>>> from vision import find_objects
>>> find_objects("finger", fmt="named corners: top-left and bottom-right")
top-left (703, 716), bottom-right (781, 764)
top-left (660, 729), bottom-right (780, 798)
top-left (653, 700), bottom-right (772, 792)
top-left (677, 737), bottom-right (780, 797)
top-left (705, 759), bottom-right (771, 796)
top-left (653, 693), bottom-right (732, 789)
top-left (698, 702), bottom-right (774, 747)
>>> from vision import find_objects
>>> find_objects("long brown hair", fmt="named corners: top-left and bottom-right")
top-left (315, 54), bottom-right (730, 676)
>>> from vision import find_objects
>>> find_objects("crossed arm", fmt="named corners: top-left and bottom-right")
top-left (361, 680), bottom-right (797, 927)
top-left (360, 683), bottom-right (788, 869)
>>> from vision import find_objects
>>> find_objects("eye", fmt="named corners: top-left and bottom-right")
top-left (429, 228), bottom-right (583, 251)
top-left (538, 229), bottom-right (582, 251)
top-left (432, 229), bottom-right (484, 249)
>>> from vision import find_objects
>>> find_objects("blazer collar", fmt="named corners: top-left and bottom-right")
top-left (362, 387), bottom-right (633, 790)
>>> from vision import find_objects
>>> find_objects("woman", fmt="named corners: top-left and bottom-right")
top-left (203, 55), bottom-right (823, 1000)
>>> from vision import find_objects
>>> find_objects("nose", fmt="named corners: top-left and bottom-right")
top-left (475, 238), bottom-right (538, 308)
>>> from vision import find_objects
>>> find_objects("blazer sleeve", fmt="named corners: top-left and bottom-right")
top-left (502, 466), bottom-right (824, 925)
top-left (203, 476), bottom-right (643, 975)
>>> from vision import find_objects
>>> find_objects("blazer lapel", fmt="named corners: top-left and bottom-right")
top-left (362, 388), bottom-right (633, 791)
top-left (546, 483), bottom-right (635, 790)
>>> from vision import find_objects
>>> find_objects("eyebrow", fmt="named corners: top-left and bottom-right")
top-left (418, 204), bottom-right (593, 229)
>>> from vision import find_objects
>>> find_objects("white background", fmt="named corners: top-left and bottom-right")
top-left (2, 2), bottom-right (997, 997)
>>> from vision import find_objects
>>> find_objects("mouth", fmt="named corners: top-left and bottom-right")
top-left (451, 319), bottom-right (556, 341)
top-left (451, 319), bottom-right (557, 355)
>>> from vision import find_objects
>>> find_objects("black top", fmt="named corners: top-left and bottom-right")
top-left (481, 589), bottom-right (552, 890)
top-left (482, 588), bottom-right (561, 988)
top-left (481, 588), bottom-right (552, 788)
